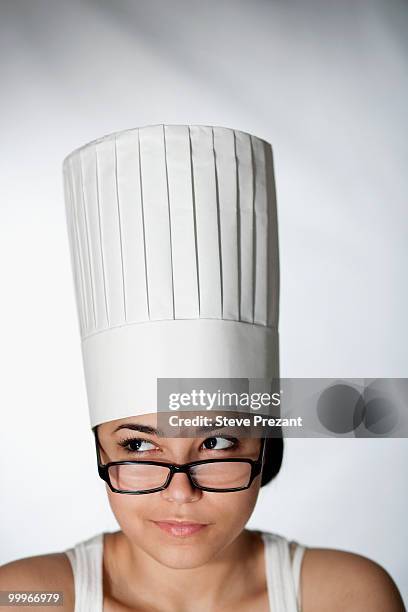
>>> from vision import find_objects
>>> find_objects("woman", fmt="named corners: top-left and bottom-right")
top-left (0, 124), bottom-right (404, 611)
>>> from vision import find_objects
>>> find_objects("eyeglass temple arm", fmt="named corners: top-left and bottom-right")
top-left (254, 437), bottom-right (267, 476)
top-left (93, 427), bottom-right (105, 468)
top-left (262, 436), bottom-right (267, 460)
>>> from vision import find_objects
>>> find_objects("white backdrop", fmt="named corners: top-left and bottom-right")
top-left (1, 0), bottom-right (407, 605)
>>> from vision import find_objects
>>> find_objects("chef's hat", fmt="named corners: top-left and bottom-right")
top-left (63, 124), bottom-right (279, 427)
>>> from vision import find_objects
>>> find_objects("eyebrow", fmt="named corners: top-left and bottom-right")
top-left (113, 423), bottom-right (165, 436)
top-left (112, 422), bottom-right (239, 437)
top-left (196, 424), bottom-right (231, 433)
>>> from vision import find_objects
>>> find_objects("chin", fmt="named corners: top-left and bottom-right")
top-left (146, 545), bottom-right (219, 569)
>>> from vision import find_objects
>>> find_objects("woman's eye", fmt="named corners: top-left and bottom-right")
top-left (120, 438), bottom-right (157, 452)
top-left (201, 436), bottom-right (236, 450)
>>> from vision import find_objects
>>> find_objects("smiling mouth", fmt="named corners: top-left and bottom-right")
top-left (151, 520), bottom-right (210, 537)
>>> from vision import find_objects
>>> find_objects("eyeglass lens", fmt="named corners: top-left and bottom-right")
top-left (108, 461), bottom-right (252, 492)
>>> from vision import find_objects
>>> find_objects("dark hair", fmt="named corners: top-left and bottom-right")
top-left (260, 437), bottom-right (284, 487)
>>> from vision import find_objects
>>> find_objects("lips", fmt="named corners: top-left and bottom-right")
top-left (152, 520), bottom-right (209, 537)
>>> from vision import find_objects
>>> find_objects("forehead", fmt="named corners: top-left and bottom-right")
top-left (98, 413), bottom-right (158, 435)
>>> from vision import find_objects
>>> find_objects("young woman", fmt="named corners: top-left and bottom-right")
top-left (0, 413), bottom-right (404, 611)
top-left (0, 124), bottom-right (404, 611)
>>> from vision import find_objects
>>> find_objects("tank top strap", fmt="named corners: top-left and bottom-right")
top-left (261, 532), bottom-right (306, 612)
top-left (290, 540), bottom-right (306, 610)
top-left (64, 532), bottom-right (104, 612)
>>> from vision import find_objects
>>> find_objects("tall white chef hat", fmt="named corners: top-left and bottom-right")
top-left (63, 124), bottom-right (279, 428)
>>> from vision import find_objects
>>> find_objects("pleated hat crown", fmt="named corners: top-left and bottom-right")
top-left (63, 124), bottom-right (279, 427)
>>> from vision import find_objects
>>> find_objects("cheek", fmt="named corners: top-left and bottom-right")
top-left (222, 484), bottom-right (260, 533)
top-left (106, 486), bottom-right (156, 532)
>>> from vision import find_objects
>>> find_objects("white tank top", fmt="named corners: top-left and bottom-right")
top-left (65, 530), bottom-right (306, 611)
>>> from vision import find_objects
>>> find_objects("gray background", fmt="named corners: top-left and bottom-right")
top-left (1, 0), bottom-right (407, 604)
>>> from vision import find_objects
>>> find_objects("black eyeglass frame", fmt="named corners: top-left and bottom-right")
top-left (93, 429), bottom-right (266, 495)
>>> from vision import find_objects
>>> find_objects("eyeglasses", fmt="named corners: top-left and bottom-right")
top-left (94, 430), bottom-right (266, 494)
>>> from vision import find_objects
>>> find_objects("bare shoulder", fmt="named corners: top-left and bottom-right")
top-left (301, 546), bottom-right (405, 612)
top-left (0, 553), bottom-right (74, 611)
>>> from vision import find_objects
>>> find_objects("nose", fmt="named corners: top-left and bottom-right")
top-left (161, 472), bottom-right (202, 503)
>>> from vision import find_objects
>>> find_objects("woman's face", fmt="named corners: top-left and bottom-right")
top-left (97, 413), bottom-right (263, 569)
